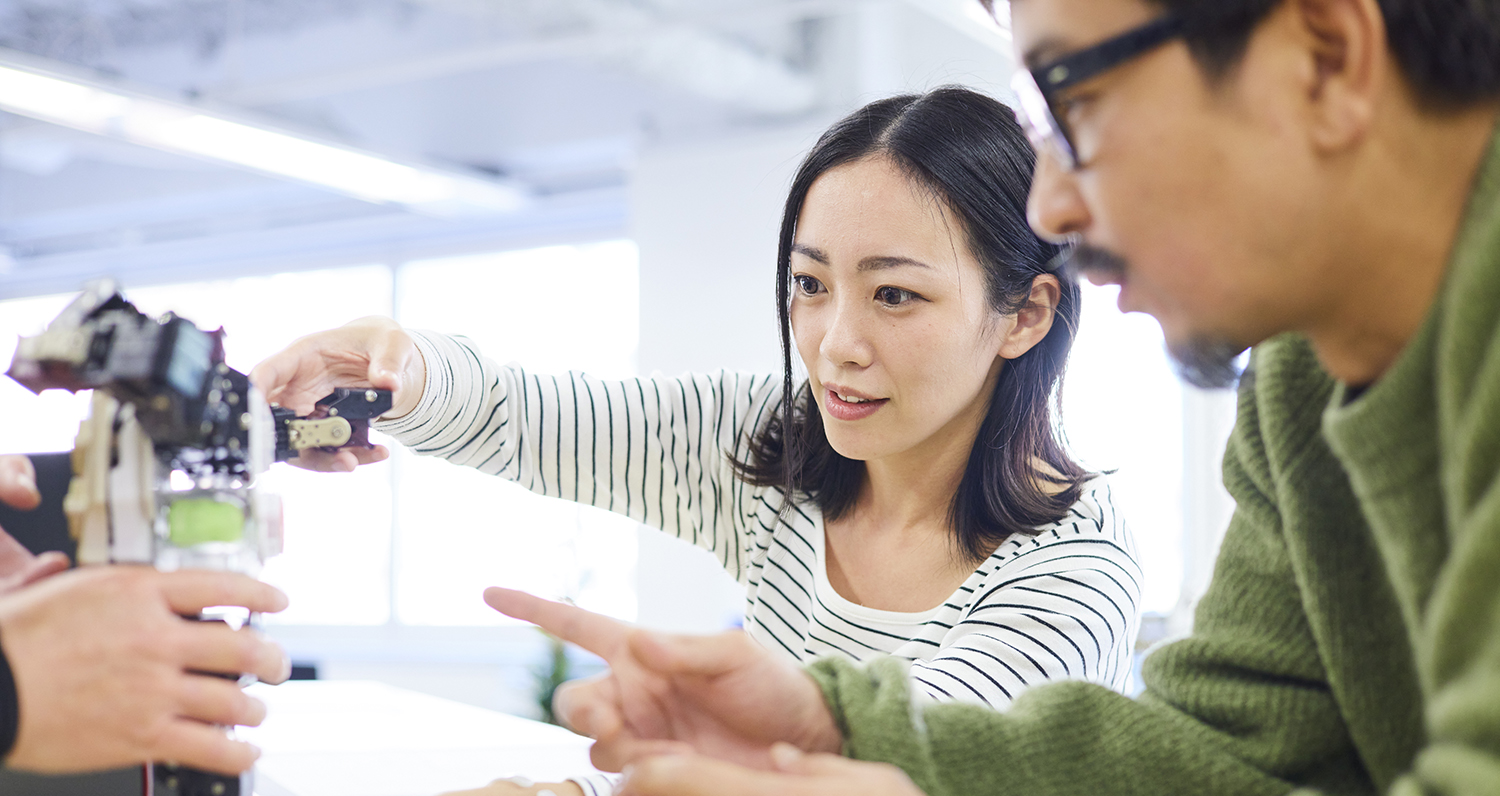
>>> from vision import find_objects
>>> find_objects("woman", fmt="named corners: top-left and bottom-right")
top-left (253, 86), bottom-right (1141, 796)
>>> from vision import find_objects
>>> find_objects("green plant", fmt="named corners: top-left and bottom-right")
top-left (532, 630), bottom-right (572, 726)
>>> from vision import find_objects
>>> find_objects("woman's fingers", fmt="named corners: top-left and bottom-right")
top-left (286, 445), bottom-right (389, 473)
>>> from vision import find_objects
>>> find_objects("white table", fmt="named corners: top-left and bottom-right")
top-left (241, 681), bottom-right (604, 796)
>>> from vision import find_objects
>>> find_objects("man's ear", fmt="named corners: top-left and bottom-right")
top-left (1295, 0), bottom-right (1386, 151)
top-left (1000, 274), bottom-right (1061, 360)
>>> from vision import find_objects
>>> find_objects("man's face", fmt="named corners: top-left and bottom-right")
top-left (1010, 0), bottom-right (1338, 385)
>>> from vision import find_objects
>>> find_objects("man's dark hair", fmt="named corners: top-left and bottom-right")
top-left (986, 0), bottom-right (1500, 107)
top-left (734, 86), bottom-right (1093, 565)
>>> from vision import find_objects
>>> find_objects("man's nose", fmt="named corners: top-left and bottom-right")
top-left (1027, 147), bottom-right (1091, 243)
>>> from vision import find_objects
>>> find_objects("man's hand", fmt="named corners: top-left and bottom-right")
top-left (439, 777), bottom-right (585, 796)
top-left (0, 567), bottom-right (291, 774)
top-left (482, 588), bottom-right (843, 774)
top-left (0, 455), bottom-right (69, 595)
top-left (249, 316), bottom-right (424, 472)
top-left (617, 743), bottom-right (925, 796)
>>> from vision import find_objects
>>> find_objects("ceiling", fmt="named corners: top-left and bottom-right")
top-left (0, 0), bottom-right (1014, 297)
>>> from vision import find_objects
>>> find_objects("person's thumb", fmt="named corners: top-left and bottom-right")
top-left (366, 329), bottom-right (419, 416)
top-left (769, 743), bottom-right (848, 775)
top-left (0, 456), bottom-right (40, 511)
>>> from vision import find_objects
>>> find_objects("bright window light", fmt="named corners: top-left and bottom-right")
top-left (393, 241), bottom-right (641, 626)
top-left (0, 243), bottom-right (641, 631)
top-left (1063, 282), bottom-right (1185, 614)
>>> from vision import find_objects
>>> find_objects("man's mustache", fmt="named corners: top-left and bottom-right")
top-left (1055, 243), bottom-right (1130, 284)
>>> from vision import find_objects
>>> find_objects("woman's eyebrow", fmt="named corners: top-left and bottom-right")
top-left (792, 245), bottom-right (931, 272)
top-left (791, 243), bottom-right (828, 263)
top-left (859, 255), bottom-right (931, 272)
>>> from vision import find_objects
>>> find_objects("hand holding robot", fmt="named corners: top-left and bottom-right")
top-left (2, 280), bottom-right (392, 794)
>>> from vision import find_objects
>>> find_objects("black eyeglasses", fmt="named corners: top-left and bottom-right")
top-left (1011, 14), bottom-right (1185, 170)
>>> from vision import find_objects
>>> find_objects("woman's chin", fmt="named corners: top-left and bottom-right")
top-left (824, 435), bottom-right (878, 463)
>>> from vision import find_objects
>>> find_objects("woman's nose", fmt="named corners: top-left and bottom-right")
top-left (819, 300), bottom-right (874, 368)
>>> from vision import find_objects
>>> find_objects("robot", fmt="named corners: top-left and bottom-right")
top-left (6, 279), bottom-right (391, 796)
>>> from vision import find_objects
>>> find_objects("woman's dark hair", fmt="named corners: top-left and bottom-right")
top-left (985, 0), bottom-right (1500, 108)
top-left (733, 86), bottom-right (1093, 565)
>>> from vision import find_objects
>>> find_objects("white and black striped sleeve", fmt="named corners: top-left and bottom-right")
top-left (373, 331), bottom-right (782, 573)
top-left (910, 529), bottom-right (1141, 708)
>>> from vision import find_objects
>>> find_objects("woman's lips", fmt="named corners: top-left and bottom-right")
top-left (824, 388), bottom-right (888, 421)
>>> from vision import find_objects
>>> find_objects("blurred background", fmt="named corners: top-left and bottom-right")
top-left (0, 0), bottom-right (1234, 716)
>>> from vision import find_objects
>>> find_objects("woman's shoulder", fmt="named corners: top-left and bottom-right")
top-left (984, 476), bottom-right (1133, 566)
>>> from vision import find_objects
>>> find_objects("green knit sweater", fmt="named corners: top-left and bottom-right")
top-left (806, 128), bottom-right (1500, 796)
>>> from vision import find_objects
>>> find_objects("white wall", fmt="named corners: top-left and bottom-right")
top-left (628, 127), bottom-right (824, 632)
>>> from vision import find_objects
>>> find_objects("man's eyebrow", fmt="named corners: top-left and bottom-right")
top-left (791, 243), bottom-right (828, 264)
top-left (858, 256), bottom-right (931, 272)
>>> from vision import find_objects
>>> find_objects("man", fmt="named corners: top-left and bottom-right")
top-left (0, 454), bottom-right (291, 775)
top-left (480, 0), bottom-right (1500, 793)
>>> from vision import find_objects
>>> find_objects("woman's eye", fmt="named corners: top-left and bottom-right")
top-left (793, 275), bottom-right (824, 296)
top-left (875, 286), bottom-right (919, 306)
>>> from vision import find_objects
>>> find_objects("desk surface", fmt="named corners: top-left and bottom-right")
top-left (242, 680), bottom-right (603, 796)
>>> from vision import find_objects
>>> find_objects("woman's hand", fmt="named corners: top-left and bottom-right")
top-left (482, 588), bottom-right (843, 774)
top-left (439, 777), bottom-right (585, 796)
top-left (249, 316), bottom-right (425, 472)
top-left (617, 744), bottom-right (925, 796)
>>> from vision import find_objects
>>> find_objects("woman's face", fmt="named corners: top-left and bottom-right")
top-left (791, 155), bottom-right (1047, 468)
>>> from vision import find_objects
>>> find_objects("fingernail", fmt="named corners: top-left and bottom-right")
top-left (771, 743), bottom-right (802, 768)
top-left (15, 473), bottom-right (34, 492)
top-left (244, 697), bottom-right (268, 726)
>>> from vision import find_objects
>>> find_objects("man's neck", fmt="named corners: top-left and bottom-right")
top-left (1308, 103), bottom-right (1500, 386)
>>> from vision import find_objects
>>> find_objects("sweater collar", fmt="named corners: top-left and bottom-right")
top-left (1321, 118), bottom-right (1500, 490)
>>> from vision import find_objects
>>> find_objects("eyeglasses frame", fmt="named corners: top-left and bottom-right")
top-left (1011, 14), bottom-right (1186, 170)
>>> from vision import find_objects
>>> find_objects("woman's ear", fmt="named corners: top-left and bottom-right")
top-left (999, 274), bottom-right (1060, 360)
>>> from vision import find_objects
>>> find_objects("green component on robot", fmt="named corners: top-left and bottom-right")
top-left (168, 499), bottom-right (245, 545)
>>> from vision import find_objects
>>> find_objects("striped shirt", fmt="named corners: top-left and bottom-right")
top-left (376, 331), bottom-right (1143, 707)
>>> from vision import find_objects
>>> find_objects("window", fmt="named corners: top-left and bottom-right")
top-left (0, 241), bottom-right (641, 632)
top-left (1, 250), bottom-right (1232, 639)
top-left (389, 242), bottom-right (640, 626)
top-left (1063, 281), bottom-right (1237, 618)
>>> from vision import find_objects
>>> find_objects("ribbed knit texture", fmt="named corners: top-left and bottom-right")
top-left (807, 125), bottom-right (1500, 795)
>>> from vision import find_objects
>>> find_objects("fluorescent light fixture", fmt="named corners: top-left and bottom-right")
top-left (0, 49), bottom-right (528, 217)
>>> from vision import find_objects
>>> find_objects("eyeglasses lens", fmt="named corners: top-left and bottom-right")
top-left (1010, 69), bottom-right (1077, 170)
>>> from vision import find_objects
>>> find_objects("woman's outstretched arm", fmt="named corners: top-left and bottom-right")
top-left (373, 330), bottom-right (781, 572)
